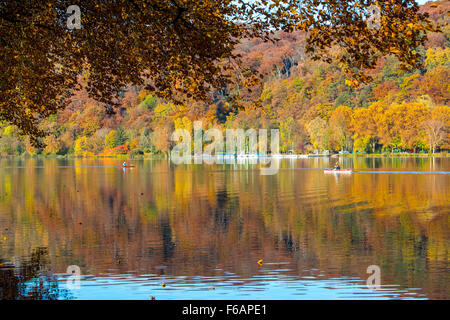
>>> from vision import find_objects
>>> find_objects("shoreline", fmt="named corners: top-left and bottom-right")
top-left (0, 153), bottom-right (448, 160)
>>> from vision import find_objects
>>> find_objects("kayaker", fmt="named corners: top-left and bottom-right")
top-left (334, 162), bottom-right (340, 170)
top-left (122, 161), bottom-right (127, 167)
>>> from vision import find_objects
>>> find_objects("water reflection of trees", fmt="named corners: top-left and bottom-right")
top-left (0, 158), bottom-right (448, 299)
top-left (0, 248), bottom-right (70, 300)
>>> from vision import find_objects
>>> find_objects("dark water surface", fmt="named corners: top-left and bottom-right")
top-left (0, 157), bottom-right (448, 300)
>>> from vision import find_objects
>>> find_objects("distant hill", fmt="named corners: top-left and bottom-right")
top-left (0, 1), bottom-right (449, 157)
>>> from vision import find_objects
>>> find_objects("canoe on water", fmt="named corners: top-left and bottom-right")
top-left (324, 169), bottom-right (352, 173)
top-left (117, 165), bottom-right (136, 168)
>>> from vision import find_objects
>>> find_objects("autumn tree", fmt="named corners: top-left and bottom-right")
top-left (152, 125), bottom-right (173, 158)
top-left (74, 136), bottom-right (88, 155)
top-left (423, 106), bottom-right (450, 153)
top-left (329, 106), bottom-right (352, 151)
top-left (424, 66), bottom-right (450, 105)
top-left (104, 130), bottom-right (117, 150)
top-left (0, 0), bottom-right (433, 145)
top-left (138, 128), bottom-right (154, 153)
top-left (306, 117), bottom-right (329, 151)
top-left (424, 119), bottom-right (446, 153)
top-left (386, 103), bottom-right (429, 151)
top-left (351, 106), bottom-right (378, 153)
top-left (115, 127), bottom-right (128, 147)
top-left (43, 135), bottom-right (62, 155)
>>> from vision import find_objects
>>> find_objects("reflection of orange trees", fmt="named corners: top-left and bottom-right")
top-left (0, 158), bottom-right (448, 298)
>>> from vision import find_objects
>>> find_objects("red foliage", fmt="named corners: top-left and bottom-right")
top-left (104, 142), bottom-right (129, 155)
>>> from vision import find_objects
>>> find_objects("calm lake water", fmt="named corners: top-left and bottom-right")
top-left (0, 157), bottom-right (448, 300)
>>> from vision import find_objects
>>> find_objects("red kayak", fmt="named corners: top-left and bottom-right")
top-left (117, 165), bottom-right (136, 168)
top-left (324, 169), bottom-right (352, 173)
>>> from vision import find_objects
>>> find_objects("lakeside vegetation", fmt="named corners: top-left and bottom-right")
top-left (0, 2), bottom-right (448, 159)
top-left (0, 152), bottom-right (448, 160)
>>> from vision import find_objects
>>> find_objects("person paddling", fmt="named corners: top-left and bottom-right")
top-left (334, 162), bottom-right (341, 170)
top-left (122, 161), bottom-right (127, 167)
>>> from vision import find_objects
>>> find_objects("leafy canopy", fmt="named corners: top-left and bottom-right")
top-left (0, 0), bottom-right (433, 145)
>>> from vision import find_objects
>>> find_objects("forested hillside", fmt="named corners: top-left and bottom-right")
top-left (0, 1), bottom-right (448, 157)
